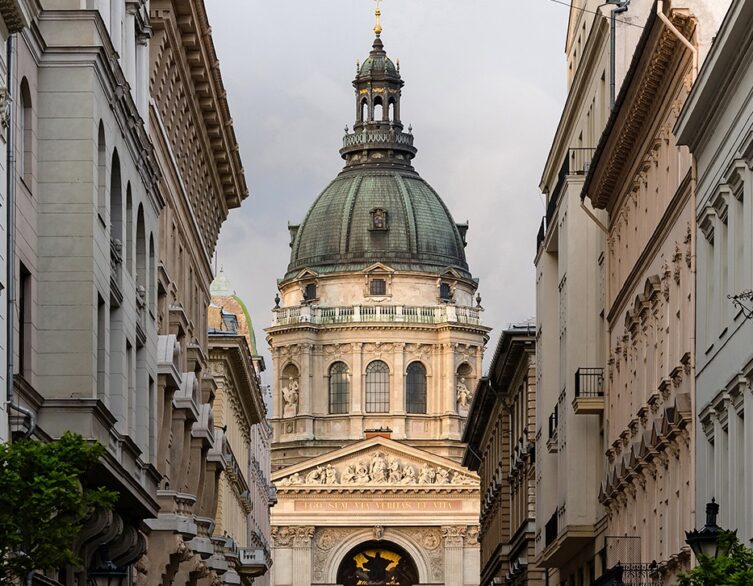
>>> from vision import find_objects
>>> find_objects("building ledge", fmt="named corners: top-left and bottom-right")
top-left (572, 395), bottom-right (605, 415)
top-left (540, 524), bottom-right (597, 568)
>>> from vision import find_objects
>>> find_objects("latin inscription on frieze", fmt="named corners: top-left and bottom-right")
top-left (294, 500), bottom-right (462, 512)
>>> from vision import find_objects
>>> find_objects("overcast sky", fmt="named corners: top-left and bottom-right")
top-left (205, 0), bottom-right (568, 380)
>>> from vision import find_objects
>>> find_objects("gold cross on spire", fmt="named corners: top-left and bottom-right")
top-left (374, 0), bottom-right (383, 36)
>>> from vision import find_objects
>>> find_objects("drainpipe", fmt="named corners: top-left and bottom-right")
top-left (610, 0), bottom-right (630, 109)
top-left (6, 34), bottom-right (35, 440)
top-left (657, 0), bottom-right (698, 80)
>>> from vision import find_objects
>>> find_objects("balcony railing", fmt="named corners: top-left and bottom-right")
top-left (545, 512), bottom-right (558, 547)
top-left (537, 216), bottom-right (546, 252)
top-left (342, 128), bottom-right (415, 149)
top-left (272, 304), bottom-right (483, 327)
top-left (573, 367), bottom-right (605, 415)
top-left (545, 147), bottom-right (597, 225)
top-left (576, 368), bottom-right (604, 397)
top-left (546, 405), bottom-right (558, 453)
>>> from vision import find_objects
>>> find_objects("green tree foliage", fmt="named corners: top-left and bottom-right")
top-left (679, 531), bottom-right (753, 586)
top-left (0, 433), bottom-right (117, 582)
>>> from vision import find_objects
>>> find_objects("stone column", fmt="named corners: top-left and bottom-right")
top-left (300, 344), bottom-right (312, 416)
top-left (352, 342), bottom-right (363, 414)
top-left (442, 525), bottom-right (466, 586)
top-left (292, 526), bottom-right (315, 586)
top-left (444, 344), bottom-right (455, 415)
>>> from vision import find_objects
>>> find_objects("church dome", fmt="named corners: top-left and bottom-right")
top-left (286, 170), bottom-right (469, 280)
top-left (284, 32), bottom-right (470, 282)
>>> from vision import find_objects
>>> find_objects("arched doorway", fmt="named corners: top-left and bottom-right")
top-left (336, 540), bottom-right (419, 586)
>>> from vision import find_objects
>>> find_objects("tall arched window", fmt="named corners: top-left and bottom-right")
top-left (373, 96), bottom-right (383, 122)
top-left (136, 204), bottom-right (146, 293)
top-left (125, 183), bottom-right (133, 275)
top-left (19, 78), bottom-right (32, 184)
top-left (406, 362), bottom-right (427, 414)
top-left (97, 121), bottom-right (106, 219)
top-left (365, 360), bottom-right (390, 413)
top-left (360, 98), bottom-right (367, 123)
top-left (110, 150), bottom-right (122, 244)
top-left (329, 362), bottom-right (350, 415)
top-left (148, 234), bottom-right (156, 313)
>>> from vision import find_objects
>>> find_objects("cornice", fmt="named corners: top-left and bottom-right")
top-left (265, 321), bottom-right (491, 337)
top-left (150, 0), bottom-right (248, 210)
top-left (587, 10), bottom-right (694, 210)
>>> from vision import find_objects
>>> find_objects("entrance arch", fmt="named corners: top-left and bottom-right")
top-left (336, 540), bottom-right (419, 586)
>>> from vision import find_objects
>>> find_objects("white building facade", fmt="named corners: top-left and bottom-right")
top-left (675, 0), bottom-right (753, 545)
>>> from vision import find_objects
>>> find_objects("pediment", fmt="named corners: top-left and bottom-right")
top-left (439, 267), bottom-right (463, 280)
top-left (272, 436), bottom-right (478, 490)
top-left (295, 268), bottom-right (319, 280)
top-left (362, 262), bottom-right (395, 275)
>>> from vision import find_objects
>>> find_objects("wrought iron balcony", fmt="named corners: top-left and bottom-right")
top-left (272, 304), bottom-right (482, 327)
top-left (546, 405), bottom-right (558, 453)
top-left (573, 367), bottom-right (605, 415)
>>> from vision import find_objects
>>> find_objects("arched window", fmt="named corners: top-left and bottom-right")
top-left (304, 282), bottom-right (317, 302)
top-left (329, 362), bottom-right (349, 415)
top-left (365, 360), bottom-right (389, 413)
top-left (373, 96), bottom-right (383, 122)
top-left (360, 98), bottom-right (368, 123)
top-left (97, 121), bottom-right (106, 219)
top-left (406, 362), bottom-right (427, 414)
top-left (388, 97), bottom-right (396, 121)
top-left (110, 150), bottom-right (122, 246)
top-left (136, 204), bottom-right (146, 295)
top-left (125, 183), bottom-right (133, 275)
top-left (19, 78), bottom-right (32, 183)
top-left (148, 234), bottom-right (156, 313)
top-left (440, 282), bottom-right (452, 301)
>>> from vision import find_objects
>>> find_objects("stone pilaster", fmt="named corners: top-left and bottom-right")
top-left (292, 526), bottom-right (315, 586)
top-left (442, 525), bottom-right (466, 586)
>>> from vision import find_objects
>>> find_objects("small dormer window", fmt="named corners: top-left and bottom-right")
top-left (370, 208), bottom-right (389, 231)
top-left (370, 279), bottom-right (387, 296)
top-left (440, 282), bottom-right (452, 301)
top-left (304, 283), bottom-right (317, 302)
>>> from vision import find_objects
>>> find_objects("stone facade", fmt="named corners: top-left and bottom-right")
top-left (4, 0), bottom-right (170, 581)
top-left (534, 2), bottom-right (644, 582)
top-left (582, 2), bottom-right (728, 582)
top-left (675, 0), bottom-right (753, 548)
top-left (141, 0), bottom-right (249, 583)
top-left (267, 14), bottom-right (488, 586)
top-left (463, 324), bottom-right (543, 586)
top-left (208, 272), bottom-right (274, 584)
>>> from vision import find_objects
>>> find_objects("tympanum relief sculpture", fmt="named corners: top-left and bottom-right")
top-left (278, 451), bottom-right (475, 487)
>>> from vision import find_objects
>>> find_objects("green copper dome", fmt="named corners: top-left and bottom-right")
top-left (283, 34), bottom-right (470, 282)
top-left (285, 170), bottom-right (470, 280)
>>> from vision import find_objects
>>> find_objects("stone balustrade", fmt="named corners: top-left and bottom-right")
top-left (271, 304), bottom-right (482, 327)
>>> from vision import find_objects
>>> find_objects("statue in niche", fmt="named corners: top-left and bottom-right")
top-left (282, 376), bottom-right (299, 418)
top-left (325, 464), bottom-right (338, 485)
top-left (341, 464), bottom-right (356, 484)
top-left (456, 377), bottom-right (472, 413)
top-left (370, 452), bottom-right (387, 483)
top-left (400, 465), bottom-right (416, 484)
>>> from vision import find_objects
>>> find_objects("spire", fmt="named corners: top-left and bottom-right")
top-left (374, 0), bottom-right (383, 36)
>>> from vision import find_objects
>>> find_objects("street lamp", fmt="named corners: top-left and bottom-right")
top-left (685, 499), bottom-right (734, 560)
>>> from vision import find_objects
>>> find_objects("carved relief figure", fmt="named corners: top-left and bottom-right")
top-left (341, 464), bottom-right (356, 484)
top-left (325, 464), bottom-right (338, 485)
top-left (306, 466), bottom-right (325, 485)
top-left (418, 463), bottom-right (436, 485)
top-left (436, 468), bottom-right (450, 484)
top-left (370, 452), bottom-right (387, 483)
top-left (400, 465), bottom-right (416, 484)
top-left (355, 461), bottom-right (371, 484)
top-left (387, 456), bottom-right (403, 483)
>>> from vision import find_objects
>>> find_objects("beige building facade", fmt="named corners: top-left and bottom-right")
top-left (675, 0), bottom-right (753, 548)
top-left (267, 15), bottom-right (488, 586)
top-left (463, 324), bottom-right (543, 586)
top-left (534, 1), bottom-right (648, 582)
top-left (582, 2), bottom-right (728, 583)
top-left (208, 271), bottom-right (273, 584)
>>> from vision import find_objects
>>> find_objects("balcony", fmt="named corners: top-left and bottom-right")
top-left (545, 147), bottom-right (597, 226)
top-left (110, 237), bottom-right (123, 307)
top-left (238, 547), bottom-right (269, 577)
top-left (546, 405), bottom-right (558, 453)
top-left (536, 216), bottom-right (546, 252)
top-left (573, 367), bottom-right (605, 415)
top-left (271, 304), bottom-right (483, 327)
